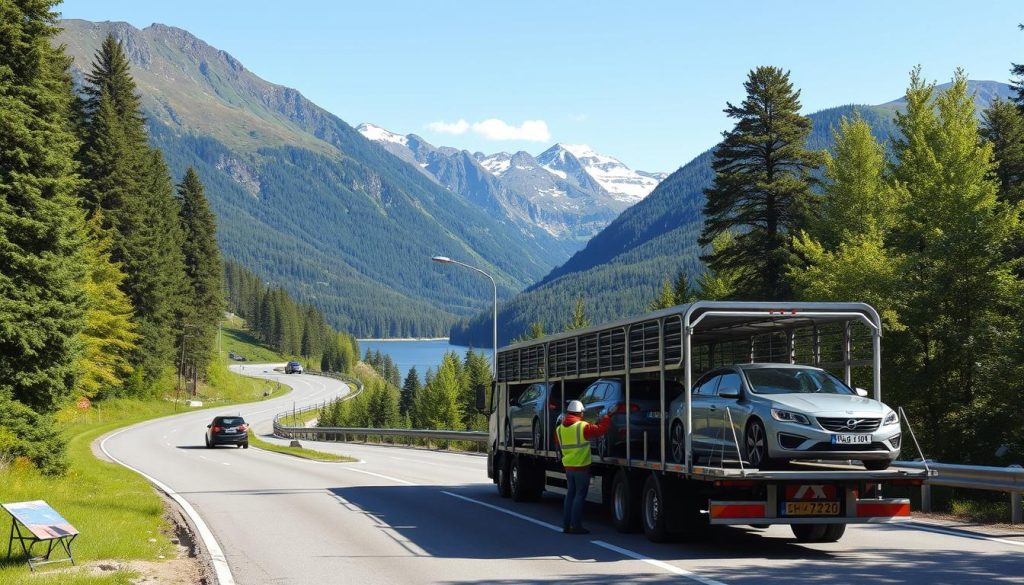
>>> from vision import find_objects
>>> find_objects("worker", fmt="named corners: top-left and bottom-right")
top-left (555, 400), bottom-right (610, 534)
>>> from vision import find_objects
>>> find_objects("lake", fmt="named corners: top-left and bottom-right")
top-left (357, 339), bottom-right (493, 382)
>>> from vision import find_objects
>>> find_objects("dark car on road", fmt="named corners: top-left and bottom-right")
top-left (206, 416), bottom-right (249, 448)
top-left (577, 378), bottom-right (684, 458)
top-left (505, 383), bottom-right (563, 449)
top-left (285, 361), bottom-right (303, 374)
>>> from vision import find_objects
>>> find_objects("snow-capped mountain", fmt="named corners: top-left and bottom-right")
top-left (538, 143), bottom-right (664, 204)
top-left (357, 123), bottom-right (666, 245)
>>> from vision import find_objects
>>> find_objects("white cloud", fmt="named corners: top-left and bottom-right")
top-left (425, 118), bottom-right (551, 142)
top-left (471, 118), bottom-right (550, 142)
top-left (427, 119), bottom-right (470, 134)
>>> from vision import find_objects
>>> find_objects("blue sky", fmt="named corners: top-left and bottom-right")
top-left (58, 0), bottom-right (1023, 172)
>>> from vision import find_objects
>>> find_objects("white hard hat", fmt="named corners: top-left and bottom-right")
top-left (567, 400), bottom-right (584, 414)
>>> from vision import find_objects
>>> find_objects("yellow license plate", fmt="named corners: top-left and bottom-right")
top-left (785, 501), bottom-right (840, 516)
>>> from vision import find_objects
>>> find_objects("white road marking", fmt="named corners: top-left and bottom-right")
top-left (442, 491), bottom-right (727, 584)
top-left (342, 466), bottom-right (416, 485)
top-left (100, 428), bottom-right (235, 585)
top-left (591, 540), bottom-right (727, 585)
top-left (441, 491), bottom-right (561, 532)
top-left (903, 521), bottom-right (1024, 547)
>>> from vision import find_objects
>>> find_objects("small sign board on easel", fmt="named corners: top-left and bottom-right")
top-left (3, 500), bottom-right (78, 570)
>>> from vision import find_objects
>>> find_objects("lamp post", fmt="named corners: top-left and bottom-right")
top-left (431, 256), bottom-right (497, 375)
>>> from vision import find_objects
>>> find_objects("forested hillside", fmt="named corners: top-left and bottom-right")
top-left (451, 84), bottom-right (1008, 346)
top-left (57, 19), bottom-right (565, 338)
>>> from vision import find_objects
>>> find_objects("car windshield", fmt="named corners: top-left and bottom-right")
top-left (744, 368), bottom-right (853, 395)
top-left (217, 417), bottom-right (245, 426)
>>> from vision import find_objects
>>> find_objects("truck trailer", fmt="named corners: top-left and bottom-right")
top-left (482, 301), bottom-right (932, 542)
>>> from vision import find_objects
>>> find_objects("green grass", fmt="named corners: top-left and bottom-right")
top-left (247, 430), bottom-right (355, 462)
top-left (220, 316), bottom-right (289, 364)
top-left (0, 321), bottom-right (293, 584)
top-left (949, 498), bottom-right (1012, 523)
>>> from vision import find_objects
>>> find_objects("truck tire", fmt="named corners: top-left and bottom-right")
top-left (610, 469), bottom-right (641, 533)
top-left (791, 523), bottom-right (827, 542)
top-left (496, 454), bottom-right (511, 498)
top-left (820, 523), bottom-right (846, 542)
top-left (641, 473), bottom-right (670, 542)
top-left (510, 456), bottom-right (530, 502)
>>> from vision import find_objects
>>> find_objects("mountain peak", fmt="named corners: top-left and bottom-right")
top-left (357, 123), bottom-right (409, 147)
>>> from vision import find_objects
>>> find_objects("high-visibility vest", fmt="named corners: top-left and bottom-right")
top-left (557, 421), bottom-right (591, 467)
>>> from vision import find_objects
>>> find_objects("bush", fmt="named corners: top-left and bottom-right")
top-left (0, 396), bottom-right (68, 475)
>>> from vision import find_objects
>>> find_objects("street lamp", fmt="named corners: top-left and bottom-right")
top-left (432, 256), bottom-right (498, 376)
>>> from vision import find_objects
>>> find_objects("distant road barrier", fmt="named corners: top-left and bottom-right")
top-left (896, 460), bottom-right (1023, 524)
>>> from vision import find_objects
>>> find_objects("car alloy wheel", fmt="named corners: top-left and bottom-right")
top-left (670, 421), bottom-right (685, 464)
top-left (745, 420), bottom-right (766, 468)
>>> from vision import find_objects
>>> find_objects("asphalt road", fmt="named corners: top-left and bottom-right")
top-left (103, 365), bottom-right (1024, 585)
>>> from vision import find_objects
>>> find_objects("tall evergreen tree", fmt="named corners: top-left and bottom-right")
top-left (0, 0), bottom-right (88, 412)
top-left (400, 366), bottom-right (422, 417)
top-left (78, 35), bottom-right (187, 387)
top-left (565, 296), bottom-right (590, 331)
top-left (177, 167), bottom-right (224, 376)
top-left (699, 66), bottom-right (820, 300)
top-left (981, 98), bottom-right (1024, 206)
top-left (1012, 23), bottom-right (1024, 107)
top-left (648, 278), bottom-right (676, 311)
top-left (673, 271), bottom-right (698, 305)
top-left (78, 213), bottom-right (138, 399)
top-left (887, 69), bottom-right (1022, 461)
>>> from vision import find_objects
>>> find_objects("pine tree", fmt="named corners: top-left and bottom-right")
top-left (177, 167), bottom-right (224, 376)
top-left (462, 349), bottom-right (492, 430)
top-left (78, 214), bottom-right (139, 398)
top-left (980, 98), bottom-right (1024, 206)
top-left (887, 69), bottom-right (1022, 461)
top-left (527, 322), bottom-right (545, 339)
top-left (565, 296), bottom-right (590, 331)
top-left (400, 366), bottom-right (422, 417)
top-left (790, 114), bottom-right (904, 328)
top-left (648, 278), bottom-right (676, 311)
top-left (1012, 23), bottom-right (1024, 107)
top-left (699, 66), bottom-right (821, 300)
top-left (0, 0), bottom-right (88, 412)
top-left (78, 35), bottom-right (187, 387)
top-left (673, 271), bottom-right (697, 304)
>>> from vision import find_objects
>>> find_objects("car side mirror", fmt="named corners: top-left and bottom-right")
top-left (206, 424), bottom-right (211, 428)
top-left (855, 387), bottom-right (869, 397)
top-left (718, 388), bottom-right (740, 399)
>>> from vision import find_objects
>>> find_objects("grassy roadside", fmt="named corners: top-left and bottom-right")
top-left (0, 321), bottom-right (289, 584)
top-left (247, 430), bottom-right (355, 462)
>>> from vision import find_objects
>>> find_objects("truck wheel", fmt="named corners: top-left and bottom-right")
top-left (496, 455), bottom-right (511, 498)
top-left (641, 474), bottom-right (670, 542)
top-left (820, 523), bottom-right (846, 542)
top-left (791, 523), bottom-right (827, 542)
top-left (610, 469), bottom-right (641, 533)
top-left (510, 456), bottom-right (529, 502)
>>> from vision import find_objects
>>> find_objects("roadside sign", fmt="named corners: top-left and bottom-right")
top-left (76, 397), bottom-right (90, 411)
top-left (3, 500), bottom-right (78, 570)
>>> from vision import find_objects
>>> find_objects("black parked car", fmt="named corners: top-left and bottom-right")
top-left (205, 416), bottom-right (249, 448)
top-left (505, 383), bottom-right (563, 449)
top-left (577, 378), bottom-right (685, 457)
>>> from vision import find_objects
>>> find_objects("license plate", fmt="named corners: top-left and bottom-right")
top-left (646, 412), bottom-right (662, 419)
top-left (831, 434), bottom-right (870, 445)
top-left (784, 501), bottom-right (840, 516)
top-left (224, 429), bottom-right (237, 434)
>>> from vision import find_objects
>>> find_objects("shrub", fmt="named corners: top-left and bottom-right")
top-left (0, 396), bottom-right (68, 475)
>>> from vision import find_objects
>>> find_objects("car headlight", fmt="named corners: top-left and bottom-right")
top-left (883, 411), bottom-right (899, 426)
top-left (771, 408), bottom-right (810, 425)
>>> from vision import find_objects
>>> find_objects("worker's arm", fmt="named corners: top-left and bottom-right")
top-left (583, 415), bottom-right (611, 439)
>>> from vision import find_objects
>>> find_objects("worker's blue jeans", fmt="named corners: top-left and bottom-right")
top-left (563, 468), bottom-right (590, 529)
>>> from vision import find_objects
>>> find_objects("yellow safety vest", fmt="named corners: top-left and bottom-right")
top-left (557, 421), bottom-right (591, 468)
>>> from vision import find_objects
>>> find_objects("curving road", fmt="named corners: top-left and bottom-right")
top-left (104, 366), bottom-right (1024, 585)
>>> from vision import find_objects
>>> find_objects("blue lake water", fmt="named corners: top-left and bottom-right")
top-left (357, 339), bottom-right (493, 382)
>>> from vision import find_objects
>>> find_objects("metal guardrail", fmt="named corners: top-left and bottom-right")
top-left (896, 460), bottom-right (1023, 523)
